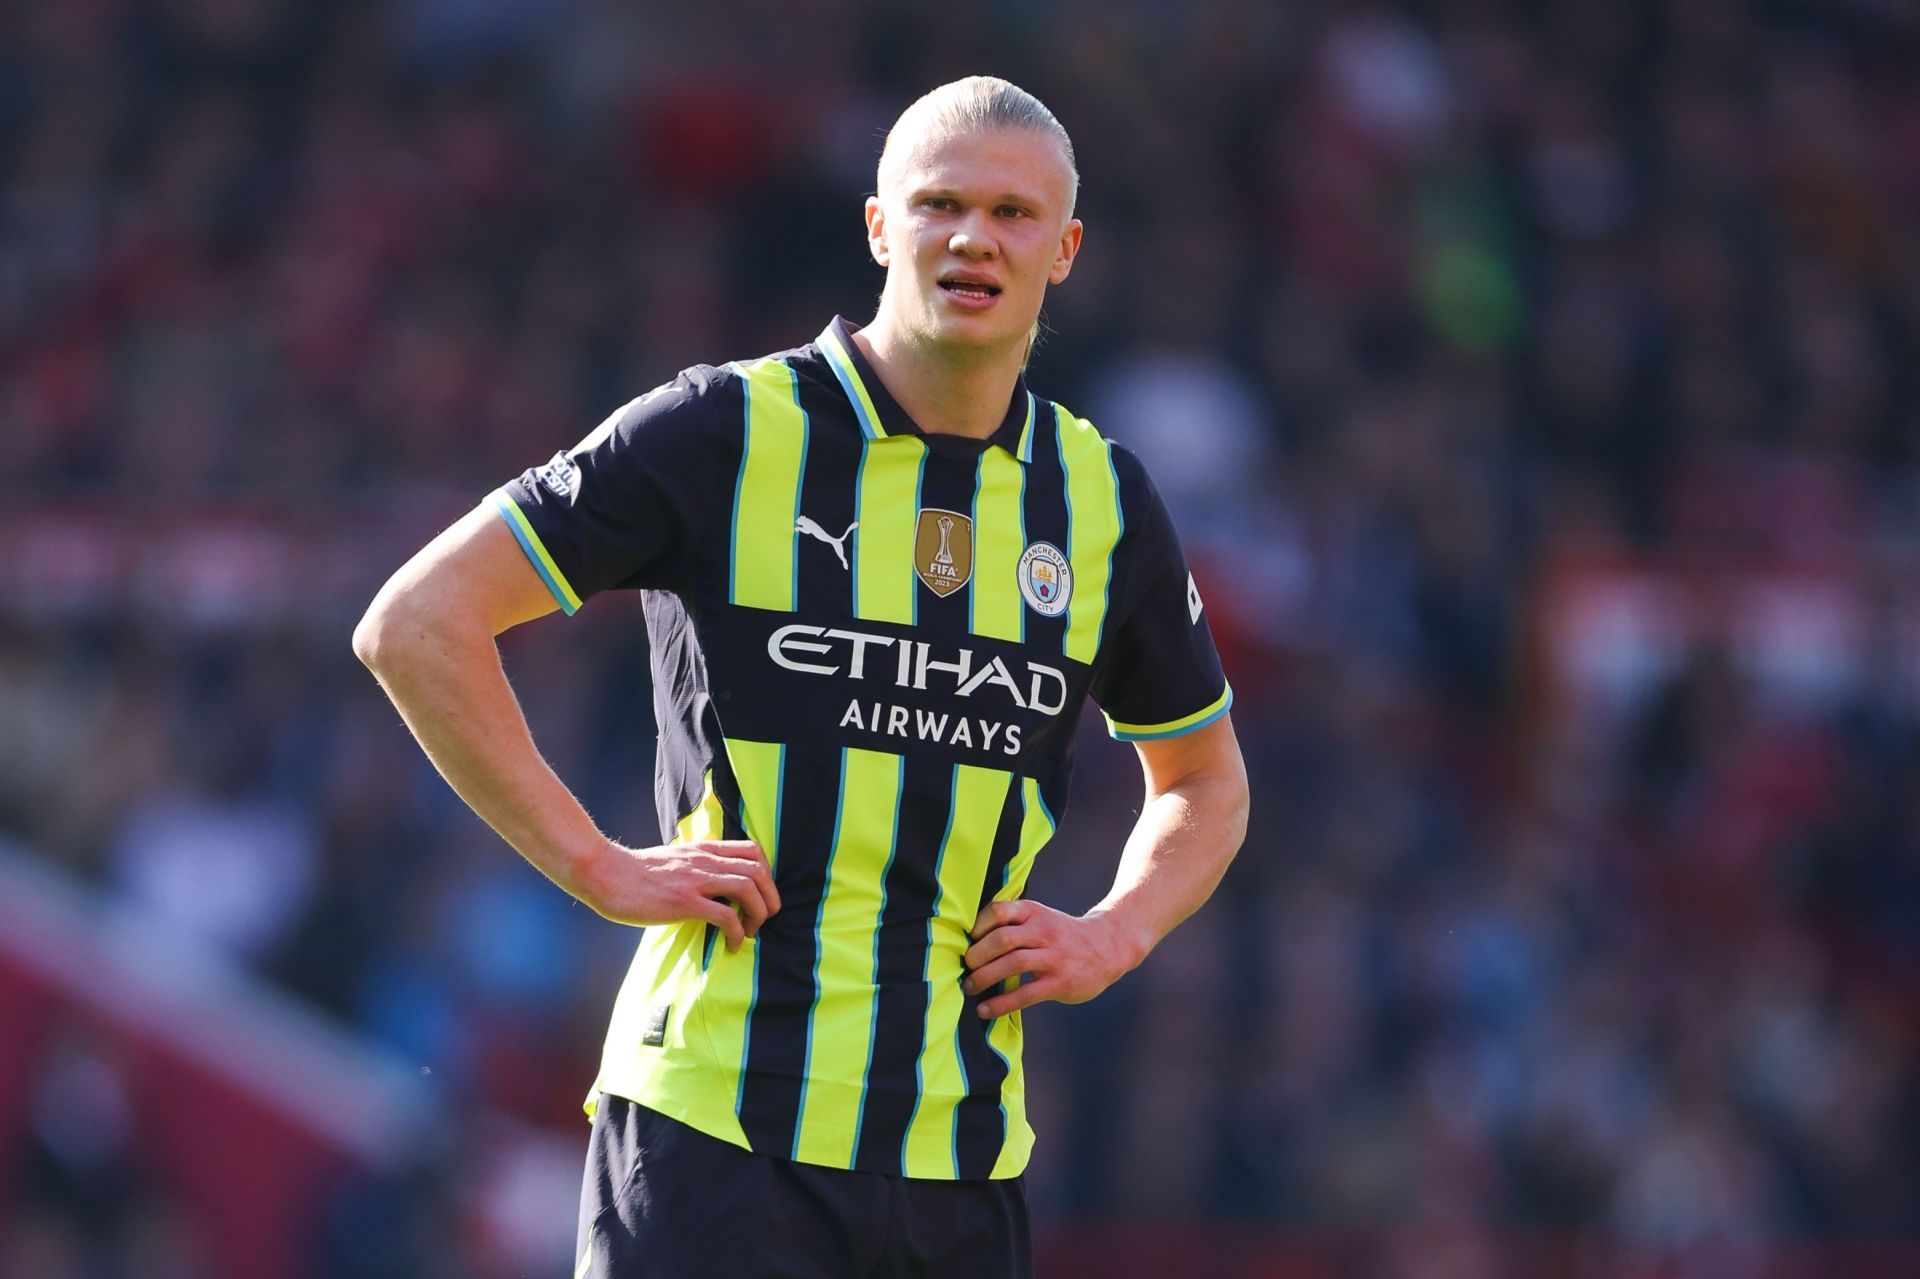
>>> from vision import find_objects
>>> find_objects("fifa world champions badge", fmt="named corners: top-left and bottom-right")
top-left (1017, 542), bottom-right (1072, 617)
top-left (914, 508), bottom-right (974, 596)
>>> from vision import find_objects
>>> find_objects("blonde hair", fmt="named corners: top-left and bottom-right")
top-left (877, 76), bottom-right (1079, 217)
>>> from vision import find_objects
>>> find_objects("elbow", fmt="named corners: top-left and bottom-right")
top-left (353, 589), bottom-right (426, 676)
top-left (1221, 768), bottom-right (1251, 857)
top-left (351, 602), bottom-right (393, 674)
top-left (1216, 745), bottom-right (1251, 856)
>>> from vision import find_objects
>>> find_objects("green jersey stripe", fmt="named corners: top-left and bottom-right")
top-left (736, 743), bottom-right (839, 1156)
top-left (1056, 406), bottom-right (1123, 664)
top-left (673, 771), bottom-right (725, 969)
top-left (792, 747), bottom-right (903, 1165)
top-left (729, 358), bottom-right (809, 611)
top-left (899, 761), bottom-right (1015, 1175)
top-left (696, 738), bottom-right (781, 1120)
top-left (999, 775), bottom-right (1057, 907)
top-left (852, 438), bottom-right (927, 624)
top-left (970, 446), bottom-right (1027, 643)
top-left (979, 777), bottom-right (1055, 1177)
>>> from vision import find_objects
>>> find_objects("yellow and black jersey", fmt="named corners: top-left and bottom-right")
top-left (492, 316), bottom-right (1232, 1180)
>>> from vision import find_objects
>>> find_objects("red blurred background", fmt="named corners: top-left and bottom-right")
top-left (2, 1), bottom-right (1917, 1275)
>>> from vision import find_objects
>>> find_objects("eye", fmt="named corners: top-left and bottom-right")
top-left (922, 197), bottom-right (958, 212)
top-left (997, 205), bottom-right (1029, 218)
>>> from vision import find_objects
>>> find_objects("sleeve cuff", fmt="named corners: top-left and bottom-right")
top-left (490, 489), bottom-right (583, 616)
top-left (1104, 683), bottom-right (1234, 741)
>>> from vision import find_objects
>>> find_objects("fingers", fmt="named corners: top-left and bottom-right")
top-left (962, 950), bottom-right (1039, 997)
top-left (969, 898), bottom-right (1031, 941)
top-left (702, 870), bottom-right (770, 937)
top-left (694, 840), bottom-right (781, 917)
top-left (963, 923), bottom-right (1034, 974)
top-left (695, 896), bottom-right (747, 953)
top-left (976, 973), bottom-right (1059, 1019)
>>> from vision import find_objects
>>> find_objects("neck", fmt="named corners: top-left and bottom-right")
top-left (852, 307), bottom-right (1025, 441)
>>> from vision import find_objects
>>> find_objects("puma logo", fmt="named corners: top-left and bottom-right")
top-left (796, 517), bottom-right (857, 571)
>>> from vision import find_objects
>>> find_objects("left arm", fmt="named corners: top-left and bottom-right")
top-left (962, 714), bottom-right (1249, 1018)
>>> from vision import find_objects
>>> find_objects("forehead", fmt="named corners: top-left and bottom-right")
top-left (887, 125), bottom-right (1072, 207)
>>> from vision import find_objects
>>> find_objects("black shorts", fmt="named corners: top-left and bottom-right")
top-left (575, 1094), bottom-right (1032, 1279)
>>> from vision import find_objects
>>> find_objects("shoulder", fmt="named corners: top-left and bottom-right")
top-left (1042, 399), bottom-right (1157, 521)
top-left (582, 360), bottom-right (753, 454)
top-left (624, 360), bottom-right (736, 421)
top-left (609, 334), bottom-right (838, 434)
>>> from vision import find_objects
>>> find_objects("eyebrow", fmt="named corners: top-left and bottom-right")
top-left (910, 185), bottom-right (1047, 207)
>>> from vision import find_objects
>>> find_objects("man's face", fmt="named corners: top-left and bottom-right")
top-left (866, 125), bottom-right (1083, 353)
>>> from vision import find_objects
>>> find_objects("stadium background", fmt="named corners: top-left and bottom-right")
top-left (3, 0), bottom-right (1918, 1275)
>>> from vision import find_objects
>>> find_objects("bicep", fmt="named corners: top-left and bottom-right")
top-left (1134, 714), bottom-right (1245, 799)
top-left (368, 503), bottom-right (561, 641)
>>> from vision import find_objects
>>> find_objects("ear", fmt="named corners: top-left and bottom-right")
top-left (864, 195), bottom-right (890, 268)
top-left (1048, 217), bottom-right (1084, 286)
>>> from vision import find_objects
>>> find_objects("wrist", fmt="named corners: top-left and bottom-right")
top-left (549, 829), bottom-right (620, 908)
top-left (1084, 906), bottom-right (1152, 977)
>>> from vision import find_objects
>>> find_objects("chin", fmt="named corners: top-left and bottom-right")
top-left (922, 307), bottom-right (1028, 352)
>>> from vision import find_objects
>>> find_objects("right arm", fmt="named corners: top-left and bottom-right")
top-left (351, 504), bottom-right (778, 950)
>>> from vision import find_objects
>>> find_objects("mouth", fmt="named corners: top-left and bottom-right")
top-left (938, 276), bottom-right (1002, 300)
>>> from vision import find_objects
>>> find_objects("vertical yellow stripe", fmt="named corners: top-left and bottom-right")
top-left (901, 764), bottom-right (1013, 1176)
top-left (673, 772), bottom-right (723, 843)
top-left (993, 777), bottom-right (1056, 905)
top-left (724, 739), bottom-right (783, 869)
top-left (731, 358), bottom-right (808, 611)
top-left (853, 438), bottom-right (925, 624)
top-left (970, 448), bottom-right (1025, 643)
top-left (694, 738), bottom-right (783, 1122)
top-left (793, 748), bottom-right (902, 1166)
top-left (981, 774), bottom-right (1049, 1177)
top-left (987, 1009), bottom-right (1031, 1177)
top-left (1057, 408), bottom-right (1122, 664)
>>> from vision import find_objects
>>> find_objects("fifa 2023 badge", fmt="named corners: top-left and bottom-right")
top-left (914, 509), bottom-right (973, 597)
top-left (1017, 542), bottom-right (1072, 617)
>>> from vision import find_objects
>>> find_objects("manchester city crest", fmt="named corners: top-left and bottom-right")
top-left (1017, 541), bottom-right (1072, 617)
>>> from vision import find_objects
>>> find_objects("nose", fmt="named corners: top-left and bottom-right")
top-left (947, 210), bottom-right (999, 260)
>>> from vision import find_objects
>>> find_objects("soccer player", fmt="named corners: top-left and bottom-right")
top-left (354, 76), bottom-right (1248, 1278)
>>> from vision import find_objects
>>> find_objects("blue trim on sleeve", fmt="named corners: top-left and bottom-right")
top-left (489, 491), bottom-right (579, 616)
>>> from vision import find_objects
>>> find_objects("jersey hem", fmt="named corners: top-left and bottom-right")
top-left (583, 1081), bottom-right (1033, 1181)
top-left (1105, 683), bottom-right (1234, 741)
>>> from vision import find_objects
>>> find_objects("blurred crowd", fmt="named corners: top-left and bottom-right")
top-left (3, 0), bottom-right (1919, 1274)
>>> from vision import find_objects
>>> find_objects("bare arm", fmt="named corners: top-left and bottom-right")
top-left (962, 714), bottom-right (1249, 1017)
top-left (351, 505), bottom-right (779, 949)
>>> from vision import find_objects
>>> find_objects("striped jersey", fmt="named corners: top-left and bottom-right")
top-left (492, 316), bottom-right (1231, 1180)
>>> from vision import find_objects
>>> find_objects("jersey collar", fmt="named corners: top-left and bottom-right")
top-left (817, 316), bottom-right (1039, 463)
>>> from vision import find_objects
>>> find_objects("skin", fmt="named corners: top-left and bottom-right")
top-left (353, 505), bottom-right (779, 952)
top-left (855, 122), bottom-right (1083, 440)
top-left (353, 112), bottom-right (1249, 1021)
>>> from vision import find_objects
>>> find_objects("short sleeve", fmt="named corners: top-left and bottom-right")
top-left (1087, 450), bottom-right (1233, 740)
top-left (489, 366), bottom-right (736, 613)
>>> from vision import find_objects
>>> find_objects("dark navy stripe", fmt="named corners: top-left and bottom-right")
top-left (791, 371), bottom-right (861, 614)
